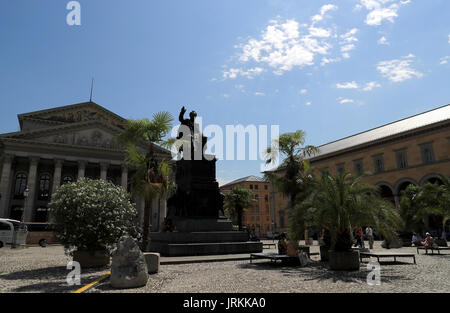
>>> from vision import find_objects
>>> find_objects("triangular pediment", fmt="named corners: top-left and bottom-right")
top-left (18, 102), bottom-right (126, 131)
top-left (4, 120), bottom-right (124, 150)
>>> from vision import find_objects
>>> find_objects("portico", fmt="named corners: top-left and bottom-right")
top-left (0, 101), bottom-right (171, 226)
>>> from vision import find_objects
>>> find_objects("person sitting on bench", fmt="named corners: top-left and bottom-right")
top-left (422, 232), bottom-right (435, 253)
top-left (411, 233), bottom-right (423, 247)
top-left (278, 233), bottom-right (288, 255)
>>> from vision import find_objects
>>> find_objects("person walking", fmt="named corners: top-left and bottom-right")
top-left (366, 226), bottom-right (374, 249)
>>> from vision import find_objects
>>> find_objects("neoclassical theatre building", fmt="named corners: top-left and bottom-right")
top-left (268, 104), bottom-right (450, 234)
top-left (0, 101), bottom-right (170, 227)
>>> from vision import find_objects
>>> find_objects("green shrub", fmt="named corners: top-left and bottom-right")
top-left (49, 178), bottom-right (136, 254)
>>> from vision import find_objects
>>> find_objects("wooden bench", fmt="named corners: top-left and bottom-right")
top-left (262, 243), bottom-right (276, 249)
top-left (359, 252), bottom-right (416, 264)
top-left (250, 253), bottom-right (299, 264)
top-left (417, 246), bottom-right (450, 255)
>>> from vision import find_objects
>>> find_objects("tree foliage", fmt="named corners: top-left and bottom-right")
top-left (224, 186), bottom-right (256, 231)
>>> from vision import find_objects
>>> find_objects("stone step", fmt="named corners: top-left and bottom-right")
top-left (149, 241), bottom-right (263, 257)
top-left (150, 231), bottom-right (248, 243)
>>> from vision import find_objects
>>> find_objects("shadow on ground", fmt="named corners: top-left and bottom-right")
top-left (239, 260), bottom-right (414, 284)
top-left (0, 266), bottom-right (110, 293)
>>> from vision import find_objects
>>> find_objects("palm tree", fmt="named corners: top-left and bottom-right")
top-left (224, 186), bottom-right (256, 231)
top-left (293, 172), bottom-right (402, 251)
top-left (400, 175), bottom-right (450, 235)
top-left (264, 130), bottom-right (318, 238)
top-left (116, 112), bottom-right (175, 251)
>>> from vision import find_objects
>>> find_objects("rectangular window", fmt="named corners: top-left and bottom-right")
top-left (353, 159), bottom-right (363, 175)
top-left (336, 163), bottom-right (345, 174)
top-left (372, 154), bottom-right (384, 173)
top-left (420, 143), bottom-right (435, 164)
top-left (249, 184), bottom-right (253, 189)
top-left (254, 185), bottom-right (258, 190)
top-left (264, 185), bottom-right (268, 190)
top-left (264, 195), bottom-right (268, 202)
top-left (396, 149), bottom-right (408, 169)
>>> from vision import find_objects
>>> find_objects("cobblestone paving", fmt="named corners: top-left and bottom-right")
top-left (1, 242), bottom-right (449, 293)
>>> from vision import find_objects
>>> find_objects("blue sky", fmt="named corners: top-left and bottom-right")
top-left (0, 0), bottom-right (449, 185)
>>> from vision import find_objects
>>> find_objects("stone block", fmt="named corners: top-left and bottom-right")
top-left (144, 252), bottom-right (160, 274)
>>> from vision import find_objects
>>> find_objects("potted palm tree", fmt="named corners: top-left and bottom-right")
top-left (116, 112), bottom-right (175, 251)
top-left (264, 130), bottom-right (318, 242)
top-left (224, 186), bottom-right (255, 231)
top-left (293, 172), bottom-right (402, 270)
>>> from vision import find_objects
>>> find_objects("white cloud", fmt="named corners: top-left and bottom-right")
top-left (223, 94), bottom-right (230, 98)
top-left (224, 5), bottom-right (342, 78)
top-left (356, 0), bottom-right (411, 26)
top-left (305, 101), bottom-right (312, 106)
top-left (339, 28), bottom-right (359, 58)
top-left (321, 57), bottom-right (340, 66)
top-left (338, 98), bottom-right (354, 104)
top-left (340, 28), bottom-right (359, 43)
top-left (222, 67), bottom-right (264, 79)
top-left (448, 34), bottom-right (450, 44)
top-left (254, 92), bottom-right (265, 96)
top-left (341, 44), bottom-right (356, 52)
top-left (299, 89), bottom-right (308, 94)
top-left (309, 27), bottom-right (332, 38)
top-left (336, 81), bottom-right (359, 89)
top-left (362, 81), bottom-right (382, 91)
top-left (377, 36), bottom-right (389, 45)
top-left (440, 56), bottom-right (450, 65)
top-left (377, 54), bottom-right (423, 82)
top-left (336, 80), bottom-right (381, 91)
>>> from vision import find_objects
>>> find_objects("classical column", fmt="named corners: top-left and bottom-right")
top-left (100, 162), bottom-right (109, 181)
top-left (51, 159), bottom-right (63, 195)
top-left (77, 160), bottom-right (86, 180)
top-left (23, 157), bottom-right (39, 222)
top-left (121, 164), bottom-right (128, 189)
top-left (0, 154), bottom-right (14, 217)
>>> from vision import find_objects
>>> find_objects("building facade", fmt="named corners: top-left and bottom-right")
top-left (0, 101), bottom-right (169, 229)
top-left (220, 176), bottom-right (274, 237)
top-left (267, 104), bottom-right (450, 234)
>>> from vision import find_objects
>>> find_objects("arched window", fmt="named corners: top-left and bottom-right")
top-left (14, 173), bottom-right (27, 198)
top-left (62, 176), bottom-right (74, 185)
top-left (38, 173), bottom-right (51, 200)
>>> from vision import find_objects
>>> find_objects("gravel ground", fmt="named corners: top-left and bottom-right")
top-left (1, 242), bottom-right (449, 293)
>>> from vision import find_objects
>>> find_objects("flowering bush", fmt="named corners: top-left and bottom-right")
top-left (49, 178), bottom-right (136, 254)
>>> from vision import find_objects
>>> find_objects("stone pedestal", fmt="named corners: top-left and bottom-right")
top-left (149, 230), bottom-right (263, 256)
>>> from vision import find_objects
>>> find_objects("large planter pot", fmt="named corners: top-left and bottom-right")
top-left (329, 250), bottom-right (360, 271)
top-left (320, 246), bottom-right (330, 262)
top-left (73, 250), bottom-right (110, 268)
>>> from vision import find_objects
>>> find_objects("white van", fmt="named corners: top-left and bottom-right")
top-left (0, 218), bottom-right (28, 248)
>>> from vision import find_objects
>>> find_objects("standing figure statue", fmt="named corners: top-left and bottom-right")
top-left (176, 106), bottom-right (206, 160)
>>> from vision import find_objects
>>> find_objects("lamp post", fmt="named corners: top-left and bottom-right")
top-left (22, 186), bottom-right (29, 222)
top-left (12, 187), bottom-right (28, 249)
